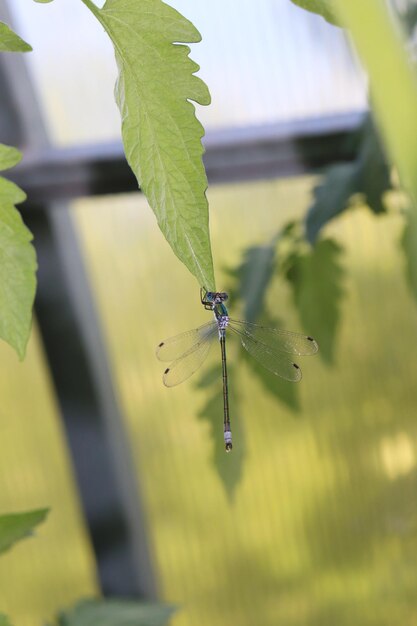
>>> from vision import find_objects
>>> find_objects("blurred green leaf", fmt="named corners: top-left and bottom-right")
top-left (306, 117), bottom-right (391, 243)
top-left (81, 0), bottom-right (214, 290)
top-left (58, 599), bottom-right (175, 626)
top-left (306, 163), bottom-right (359, 244)
top-left (401, 210), bottom-right (417, 301)
top-left (0, 614), bottom-right (12, 626)
top-left (284, 239), bottom-right (345, 364)
top-left (358, 117), bottom-right (391, 214)
top-left (58, 600), bottom-right (175, 626)
top-left (236, 239), bottom-right (278, 322)
top-left (0, 149), bottom-right (37, 359)
top-left (331, 2), bottom-right (417, 305)
top-left (196, 364), bottom-right (245, 499)
top-left (0, 177), bottom-right (27, 205)
top-left (241, 312), bottom-right (301, 413)
top-left (332, 3), bottom-right (417, 206)
top-left (0, 22), bottom-right (32, 52)
top-left (33, 0), bottom-right (54, 3)
top-left (0, 145), bottom-right (22, 171)
top-left (289, 0), bottom-right (339, 26)
top-left (0, 509), bottom-right (49, 555)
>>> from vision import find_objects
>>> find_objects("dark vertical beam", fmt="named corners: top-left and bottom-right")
top-left (0, 1), bottom-right (156, 598)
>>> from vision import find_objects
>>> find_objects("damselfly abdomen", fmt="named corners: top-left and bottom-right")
top-left (157, 289), bottom-right (318, 451)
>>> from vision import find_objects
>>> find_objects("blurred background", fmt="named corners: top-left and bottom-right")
top-left (1, 0), bottom-right (417, 625)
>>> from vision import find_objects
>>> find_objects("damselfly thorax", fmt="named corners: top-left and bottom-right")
top-left (156, 288), bottom-right (318, 451)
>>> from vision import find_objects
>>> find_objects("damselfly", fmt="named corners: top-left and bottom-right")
top-left (156, 289), bottom-right (318, 451)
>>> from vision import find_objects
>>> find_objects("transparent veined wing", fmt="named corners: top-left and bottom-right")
top-left (163, 333), bottom-right (217, 387)
top-left (228, 324), bottom-right (302, 382)
top-left (156, 321), bottom-right (218, 362)
top-left (227, 318), bottom-right (318, 356)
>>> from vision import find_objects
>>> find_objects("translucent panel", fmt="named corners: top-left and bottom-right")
top-left (9, 0), bottom-right (366, 145)
top-left (0, 327), bottom-right (98, 626)
top-left (73, 178), bottom-right (417, 626)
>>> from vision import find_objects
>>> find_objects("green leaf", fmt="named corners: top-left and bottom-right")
top-left (81, 0), bottom-right (215, 290)
top-left (0, 144), bottom-right (22, 172)
top-left (0, 509), bottom-right (49, 555)
top-left (0, 203), bottom-right (36, 359)
top-left (289, 0), bottom-right (340, 26)
top-left (0, 146), bottom-right (37, 359)
top-left (0, 177), bottom-right (27, 205)
top-left (330, 2), bottom-right (417, 307)
top-left (235, 240), bottom-right (277, 323)
top-left (196, 364), bottom-right (245, 499)
top-left (306, 162), bottom-right (359, 244)
top-left (331, 3), bottom-right (417, 208)
top-left (241, 312), bottom-right (301, 413)
top-left (0, 614), bottom-right (12, 626)
top-left (284, 239), bottom-right (345, 364)
top-left (57, 599), bottom-right (175, 626)
top-left (401, 210), bottom-right (417, 302)
top-left (0, 22), bottom-right (32, 52)
top-left (357, 117), bottom-right (391, 214)
top-left (306, 117), bottom-right (391, 243)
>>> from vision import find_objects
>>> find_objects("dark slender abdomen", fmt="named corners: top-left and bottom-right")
top-left (220, 332), bottom-right (232, 451)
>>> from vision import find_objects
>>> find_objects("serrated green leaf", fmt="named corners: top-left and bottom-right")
top-left (236, 241), bottom-right (277, 323)
top-left (289, 0), bottom-right (339, 26)
top-left (0, 177), bottom-right (27, 205)
top-left (0, 177), bottom-right (36, 358)
top-left (241, 312), bottom-right (301, 413)
top-left (306, 162), bottom-right (359, 244)
top-left (357, 118), bottom-right (391, 214)
top-left (332, 2), bottom-right (417, 207)
top-left (196, 364), bottom-right (245, 499)
top-left (58, 599), bottom-right (175, 626)
top-left (306, 117), bottom-right (391, 243)
top-left (0, 144), bottom-right (22, 172)
top-left (0, 21), bottom-right (32, 52)
top-left (0, 509), bottom-right (49, 555)
top-left (82, 0), bottom-right (215, 290)
top-left (0, 614), bottom-right (12, 626)
top-left (0, 145), bottom-right (36, 359)
top-left (285, 239), bottom-right (345, 364)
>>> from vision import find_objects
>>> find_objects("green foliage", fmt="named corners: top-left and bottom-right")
top-left (306, 163), bottom-right (359, 243)
top-left (289, 0), bottom-right (339, 26)
top-left (329, 1), bottom-right (417, 302)
top-left (241, 312), bottom-right (301, 413)
top-left (332, 3), bottom-right (417, 205)
top-left (0, 144), bottom-right (22, 171)
top-left (81, 0), bottom-right (215, 290)
top-left (196, 364), bottom-right (245, 499)
top-left (0, 508), bottom-right (49, 555)
top-left (0, 22), bottom-right (32, 53)
top-left (401, 210), bottom-right (417, 301)
top-left (306, 117), bottom-right (391, 243)
top-left (227, 244), bottom-right (302, 411)
top-left (284, 239), bottom-right (345, 364)
top-left (0, 614), bottom-right (12, 626)
top-left (57, 599), bottom-right (175, 626)
top-left (233, 238), bottom-right (278, 323)
top-left (0, 146), bottom-right (37, 359)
